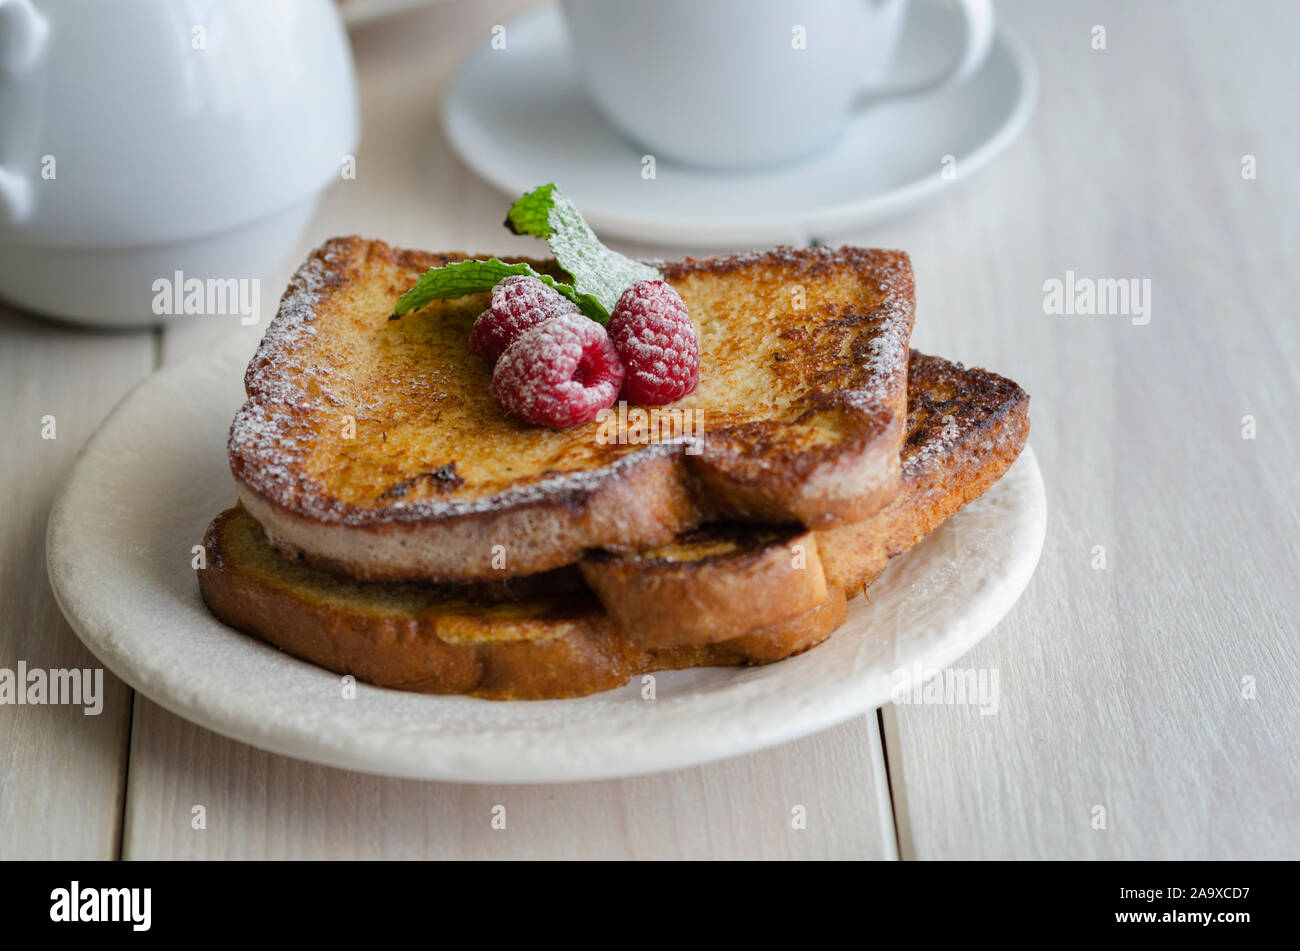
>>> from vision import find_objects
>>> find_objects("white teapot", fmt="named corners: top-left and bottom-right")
top-left (0, 0), bottom-right (358, 326)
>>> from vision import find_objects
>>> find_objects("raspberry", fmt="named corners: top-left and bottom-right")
top-left (491, 313), bottom-right (625, 428)
top-left (469, 275), bottom-right (579, 364)
top-left (607, 280), bottom-right (700, 405)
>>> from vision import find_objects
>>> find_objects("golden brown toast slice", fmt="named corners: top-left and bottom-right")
top-left (230, 238), bottom-right (914, 583)
top-left (579, 523), bottom-right (829, 649)
top-left (817, 349), bottom-right (1031, 593)
top-left (579, 351), bottom-right (1030, 647)
top-left (198, 506), bottom-right (843, 700)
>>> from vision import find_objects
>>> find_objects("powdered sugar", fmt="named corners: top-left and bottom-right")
top-left (608, 280), bottom-right (700, 405)
top-left (661, 244), bottom-right (914, 411)
top-left (228, 239), bottom-right (356, 508)
top-left (901, 355), bottom-right (1029, 477)
top-left (491, 313), bottom-right (624, 428)
top-left (468, 274), bottom-right (580, 364)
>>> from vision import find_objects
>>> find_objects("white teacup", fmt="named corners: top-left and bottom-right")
top-left (561, 0), bottom-right (995, 170)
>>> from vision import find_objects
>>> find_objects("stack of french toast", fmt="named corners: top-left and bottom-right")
top-left (198, 237), bottom-right (1029, 700)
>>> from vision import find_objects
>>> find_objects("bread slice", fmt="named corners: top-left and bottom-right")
top-left (817, 349), bottom-right (1031, 593)
top-left (580, 524), bottom-right (828, 649)
top-left (198, 506), bottom-right (842, 700)
top-left (579, 351), bottom-right (1030, 647)
top-left (229, 238), bottom-right (914, 583)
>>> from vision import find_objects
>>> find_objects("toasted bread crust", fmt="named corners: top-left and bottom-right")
top-left (580, 524), bottom-right (828, 647)
top-left (229, 238), bottom-right (913, 582)
top-left (819, 351), bottom-right (1030, 591)
top-left (197, 508), bottom-right (642, 699)
top-left (199, 506), bottom-right (847, 700)
top-left (714, 585), bottom-right (848, 663)
top-left (652, 585), bottom-right (849, 666)
top-left (583, 352), bottom-right (1030, 644)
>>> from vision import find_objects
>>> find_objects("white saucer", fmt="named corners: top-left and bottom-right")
top-left (443, 1), bottom-right (1037, 248)
top-left (47, 340), bottom-right (1044, 784)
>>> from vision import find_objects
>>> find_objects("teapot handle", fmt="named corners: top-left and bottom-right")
top-left (0, 0), bottom-right (49, 225)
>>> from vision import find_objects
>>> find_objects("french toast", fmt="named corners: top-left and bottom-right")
top-left (817, 349), bottom-right (1031, 593)
top-left (579, 524), bottom-right (829, 649)
top-left (199, 353), bottom-right (1028, 699)
top-left (579, 351), bottom-right (1030, 647)
top-left (229, 238), bottom-right (914, 583)
top-left (198, 506), bottom-right (845, 700)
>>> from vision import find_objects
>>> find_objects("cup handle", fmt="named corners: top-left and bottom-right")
top-left (856, 0), bottom-right (995, 105)
top-left (0, 0), bottom-right (48, 225)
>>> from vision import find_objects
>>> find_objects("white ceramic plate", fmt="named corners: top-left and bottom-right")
top-left (443, 0), bottom-right (1037, 248)
top-left (47, 340), bottom-right (1045, 783)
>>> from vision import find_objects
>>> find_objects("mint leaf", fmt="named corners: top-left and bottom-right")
top-left (507, 184), bottom-right (661, 314)
top-left (389, 186), bottom-right (660, 325)
top-left (391, 257), bottom-right (605, 322)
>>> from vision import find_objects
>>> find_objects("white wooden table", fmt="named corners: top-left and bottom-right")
top-left (3, 0), bottom-right (1297, 860)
